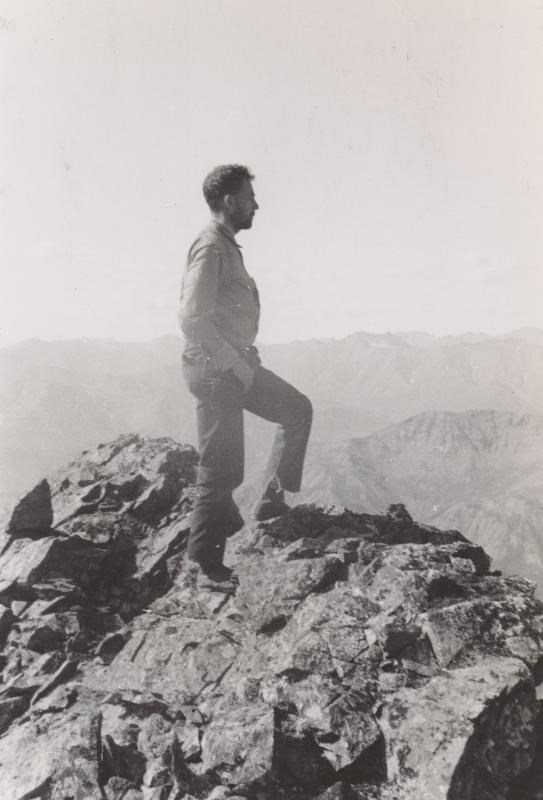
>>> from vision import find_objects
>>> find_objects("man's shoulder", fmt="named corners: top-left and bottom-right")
top-left (189, 221), bottom-right (234, 253)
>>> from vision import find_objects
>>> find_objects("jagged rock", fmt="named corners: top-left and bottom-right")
top-left (101, 616), bottom-right (229, 702)
top-left (290, 682), bottom-right (382, 778)
top-left (0, 695), bottom-right (29, 733)
top-left (10, 599), bottom-right (28, 617)
top-left (96, 630), bottom-right (131, 663)
top-left (316, 782), bottom-right (362, 800)
top-left (0, 651), bottom-right (62, 695)
top-left (30, 657), bottom-right (79, 705)
top-left (380, 657), bottom-right (537, 800)
top-left (201, 701), bottom-right (275, 785)
top-left (99, 702), bottom-right (147, 789)
top-left (0, 606), bottom-right (15, 645)
top-left (0, 536), bottom-right (62, 585)
top-left (105, 777), bottom-right (144, 799)
top-left (0, 709), bottom-right (103, 800)
top-left (419, 595), bottom-right (543, 667)
top-left (7, 478), bottom-right (53, 537)
top-left (30, 682), bottom-right (78, 714)
top-left (0, 535), bottom-right (109, 596)
top-left (235, 552), bottom-right (345, 632)
top-left (508, 696), bottom-right (543, 799)
top-left (49, 433), bottom-right (197, 527)
top-left (0, 435), bottom-right (542, 800)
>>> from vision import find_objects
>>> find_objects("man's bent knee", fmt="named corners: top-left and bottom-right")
top-left (297, 394), bottom-right (313, 428)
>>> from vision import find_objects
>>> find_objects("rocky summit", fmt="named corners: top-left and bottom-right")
top-left (0, 435), bottom-right (543, 800)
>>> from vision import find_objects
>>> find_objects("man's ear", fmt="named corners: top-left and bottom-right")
top-left (224, 194), bottom-right (235, 213)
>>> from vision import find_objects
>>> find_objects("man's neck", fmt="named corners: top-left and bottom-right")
top-left (211, 212), bottom-right (237, 235)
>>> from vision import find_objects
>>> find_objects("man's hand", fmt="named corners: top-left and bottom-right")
top-left (232, 359), bottom-right (255, 393)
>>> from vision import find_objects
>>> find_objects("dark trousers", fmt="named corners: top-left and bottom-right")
top-left (182, 353), bottom-right (312, 568)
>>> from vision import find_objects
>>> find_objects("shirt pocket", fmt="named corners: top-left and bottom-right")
top-left (222, 276), bottom-right (260, 311)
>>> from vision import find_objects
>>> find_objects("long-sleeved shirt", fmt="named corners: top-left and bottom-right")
top-left (179, 220), bottom-right (260, 372)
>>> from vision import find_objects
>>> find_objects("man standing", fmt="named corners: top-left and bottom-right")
top-left (179, 165), bottom-right (312, 592)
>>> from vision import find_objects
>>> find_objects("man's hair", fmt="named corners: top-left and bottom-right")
top-left (202, 164), bottom-right (255, 211)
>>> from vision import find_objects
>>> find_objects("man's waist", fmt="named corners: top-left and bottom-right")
top-left (183, 341), bottom-right (260, 363)
top-left (236, 344), bottom-right (259, 359)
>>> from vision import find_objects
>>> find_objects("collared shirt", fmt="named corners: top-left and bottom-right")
top-left (179, 220), bottom-right (260, 371)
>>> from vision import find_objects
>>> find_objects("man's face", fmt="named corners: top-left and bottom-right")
top-left (228, 179), bottom-right (259, 231)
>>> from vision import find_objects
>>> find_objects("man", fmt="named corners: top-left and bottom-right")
top-left (179, 164), bottom-right (312, 593)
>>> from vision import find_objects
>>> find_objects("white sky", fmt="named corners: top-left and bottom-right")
top-left (1, 0), bottom-right (542, 346)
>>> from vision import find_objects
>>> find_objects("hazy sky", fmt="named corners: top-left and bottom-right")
top-left (1, 0), bottom-right (542, 346)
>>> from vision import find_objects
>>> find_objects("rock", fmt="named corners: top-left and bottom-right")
top-left (0, 710), bottom-right (103, 800)
top-left (0, 435), bottom-right (541, 800)
top-left (255, 583), bottom-right (380, 681)
top-left (31, 657), bottom-right (79, 705)
top-left (50, 434), bottom-right (198, 527)
top-left (276, 673), bottom-right (384, 779)
top-left (508, 701), bottom-right (543, 799)
top-left (11, 599), bottom-right (29, 617)
top-left (49, 712), bottom-right (103, 800)
top-left (235, 552), bottom-right (345, 632)
top-left (201, 701), bottom-right (276, 785)
top-left (99, 702), bottom-right (147, 788)
top-left (380, 657), bottom-right (537, 800)
top-left (102, 616), bottom-right (224, 702)
top-left (105, 777), bottom-right (144, 799)
top-left (419, 595), bottom-right (543, 668)
top-left (176, 720), bottom-right (202, 762)
top-left (0, 536), bottom-right (59, 586)
top-left (0, 535), bottom-right (108, 595)
top-left (0, 695), bottom-right (29, 733)
top-left (316, 782), bottom-right (362, 800)
top-left (386, 502), bottom-right (413, 525)
top-left (96, 630), bottom-right (130, 664)
top-left (30, 682), bottom-right (78, 714)
top-left (0, 651), bottom-right (61, 696)
top-left (0, 606), bottom-right (15, 645)
top-left (7, 479), bottom-right (53, 537)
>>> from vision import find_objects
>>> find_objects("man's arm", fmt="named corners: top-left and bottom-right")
top-left (179, 243), bottom-right (254, 390)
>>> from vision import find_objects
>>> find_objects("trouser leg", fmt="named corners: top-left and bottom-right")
top-left (188, 487), bottom-right (229, 567)
top-left (244, 366), bottom-right (313, 493)
top-left (183, 359), bottom-right (245, 569)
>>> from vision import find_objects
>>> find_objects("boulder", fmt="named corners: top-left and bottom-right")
top-left (7, 478), bottom-right (53, 537)
top-left (419, 595), bottom-right (543, 668)
top-left (0, 709), bottom-right (103, 800)
top-left (235, 552), bottom-right (345, 632)
top-left (380, 657), bottom-right (537, 800)
top-left (201, 701), bottom-right (275, 785)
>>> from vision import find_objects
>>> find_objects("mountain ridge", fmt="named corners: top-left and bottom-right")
top-left (281, 409), bottom-right (543, 594)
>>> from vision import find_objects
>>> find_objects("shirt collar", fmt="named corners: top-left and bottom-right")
top-left (208, 219), bottom-right (242, 248)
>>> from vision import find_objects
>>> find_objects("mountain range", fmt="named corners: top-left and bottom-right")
top-left (1, 330), bottom-right (543, 594)
top-left (2, 328), bottom-right (543, 505)
top-left (286, 409), bottom-right (543, 592)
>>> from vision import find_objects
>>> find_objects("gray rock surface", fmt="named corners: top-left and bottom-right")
top-left (0, 434), bottom-right (542, 799)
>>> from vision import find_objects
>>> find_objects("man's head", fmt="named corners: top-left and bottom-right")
top-left (202, 164), bottom-right (258, 232)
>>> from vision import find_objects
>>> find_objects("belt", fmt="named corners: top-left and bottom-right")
top-left (237, 345), bottom-right (260, 366)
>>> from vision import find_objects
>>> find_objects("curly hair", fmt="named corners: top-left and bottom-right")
top-left (202, 164), bottom-right (255, 211)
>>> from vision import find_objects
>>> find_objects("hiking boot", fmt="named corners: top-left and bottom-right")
top-left (196, 564), bottom-right (239, 594)
top-left (253, 489), bottom-right (290, 522)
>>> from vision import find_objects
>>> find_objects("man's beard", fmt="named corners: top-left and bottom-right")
top-left (236, 213), bottom-right (254, 230)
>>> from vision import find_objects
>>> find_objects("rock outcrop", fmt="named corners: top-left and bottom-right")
top-left (0, 434), bottom-right (542, 799)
